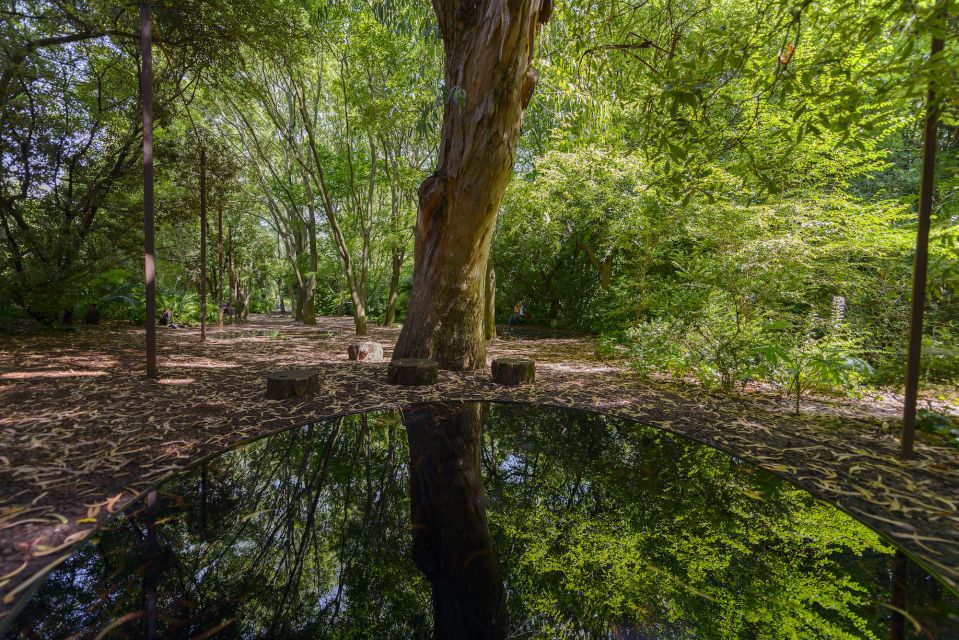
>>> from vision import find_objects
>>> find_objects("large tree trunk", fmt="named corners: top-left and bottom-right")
top-left (391, 0), bottom-right (550, 370)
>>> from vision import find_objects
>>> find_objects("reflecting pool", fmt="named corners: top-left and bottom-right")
top-left (2, 402), bottom-right (958, 639)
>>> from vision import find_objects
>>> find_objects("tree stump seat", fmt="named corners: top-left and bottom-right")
top-left (347, 340), bottom-right (384, 362)
top-left (491, 357), bottom-right (535, 385)
top-left (388, 359), bottom-right (438, 386)
top-left (265, 369), bottom-right (319, 400)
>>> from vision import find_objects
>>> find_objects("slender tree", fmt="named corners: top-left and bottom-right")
top-left (901, 26), bottom-right (946, 459)
top-left (140, 1), bottom-right (157, 378)
top-left (392, 0), bottom-right (552, 369)
top-left (199, 144), bottom-right (207, 342)
top-left (217, 196), bottom-right (224, 329)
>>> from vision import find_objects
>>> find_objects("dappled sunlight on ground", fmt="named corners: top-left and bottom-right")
top-left (538, 362), bottom-right (622, 374)
top-left (0, 370), bottom-right (109, 380)
top-left (0, 313), bottom-right (958, 619)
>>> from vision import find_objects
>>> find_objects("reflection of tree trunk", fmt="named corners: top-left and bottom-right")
top-left (890, 550), bottom-right (907, 640)
top-left (403, 403), bottom-right (507, 640)
top-left (200, 463), bottom-right (209, 540)
top-left (143, 489), bottom-right (159, 640)
top-left (271, 422), bottom-right (343, 634)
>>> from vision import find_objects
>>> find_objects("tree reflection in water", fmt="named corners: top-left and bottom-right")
top-left (3, 402), bottom-right (958, 639)
top-left (404, 403), bottom-right (506, 640)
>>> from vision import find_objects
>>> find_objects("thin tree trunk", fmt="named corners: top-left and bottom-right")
top-left (393, 0), bottom-right (550, 369)
top-left (484, 259), bottom-right (496, 340)
top-left (302, 171), bottom-right (318, 325)
top-left (290, 280), bottom-right (302, 322)
top-left (199, 144), bottom-right (207, 342)
top-left (575, 237), bottom-right (613, 290)
top-left (901, 28), bottom-right (944, 458)
top-left (385, 248), bottom-right (402, 326)
top-left (244, 264), bottom-right (252, 320)
top-left (382, 139), bottom-right (406, 328)
top-left (294, 87), bottom-right (367, 335)
top-left (600, 259), bottom-right (612, 289)
top-left (227, 226), bottom-right (235, 323)
top-left (140, 2), bottom-right (157, 378)
top-left (217, 198), bottom-right (224, 329)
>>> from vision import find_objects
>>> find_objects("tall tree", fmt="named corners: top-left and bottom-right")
top-left (392, 0), bottom-right (552, 369)
top-left (140, 2), bottom-right (157, 378)
top-left (199, 143), bottom-right (207, 341)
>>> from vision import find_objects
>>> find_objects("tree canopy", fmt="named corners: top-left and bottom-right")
top-left (0, 0), bottom-right (956, 397)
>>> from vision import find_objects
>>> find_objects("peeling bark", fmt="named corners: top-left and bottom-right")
top-left (393, 0), bottom-right (550, 370)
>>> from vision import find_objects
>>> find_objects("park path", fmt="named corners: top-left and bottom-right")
top-left (1, 314), bottom-right (958, 619)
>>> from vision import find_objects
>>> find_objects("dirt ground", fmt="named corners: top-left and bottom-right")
top-left (1, 314), bottom-right (958, 620)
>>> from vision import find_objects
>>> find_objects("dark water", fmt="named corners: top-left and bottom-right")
top-left (2, 402), bottom-right (957, 639)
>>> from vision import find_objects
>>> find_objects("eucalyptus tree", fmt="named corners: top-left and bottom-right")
top-left (391, 0), bottom-right (554, 369)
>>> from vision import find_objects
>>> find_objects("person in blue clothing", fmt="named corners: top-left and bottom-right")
top-left (508, 302), bottom-right (525, 326)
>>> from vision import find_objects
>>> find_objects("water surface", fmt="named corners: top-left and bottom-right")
top-left (3, 402), bottom-right (957, 639)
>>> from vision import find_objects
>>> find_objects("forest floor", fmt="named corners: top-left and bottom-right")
top-left (1, 313), bottom-right (959, 619)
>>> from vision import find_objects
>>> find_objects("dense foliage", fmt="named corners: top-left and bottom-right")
top-left (0, 0), bottom-right (956, 398)
top-left (494, 0), bottom-right (959, 400)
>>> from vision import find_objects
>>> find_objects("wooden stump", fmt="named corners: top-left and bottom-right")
top-left (265, 369), bottom-right (319, 400)
top-left (388, 359), bottom-right (439, 386)
top-left (491, 357), bottom-right (535, 386)
top-left (347, 340), bottom-right (384, 362)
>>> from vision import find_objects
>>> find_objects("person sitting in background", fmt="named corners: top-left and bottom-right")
top-left (159, 309), bottom-right (179, 329)
top-left (509, 302), bottom-right (525, 326)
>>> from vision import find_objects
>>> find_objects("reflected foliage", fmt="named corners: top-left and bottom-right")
top-left (4, 404), bottom-right (958, 639)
